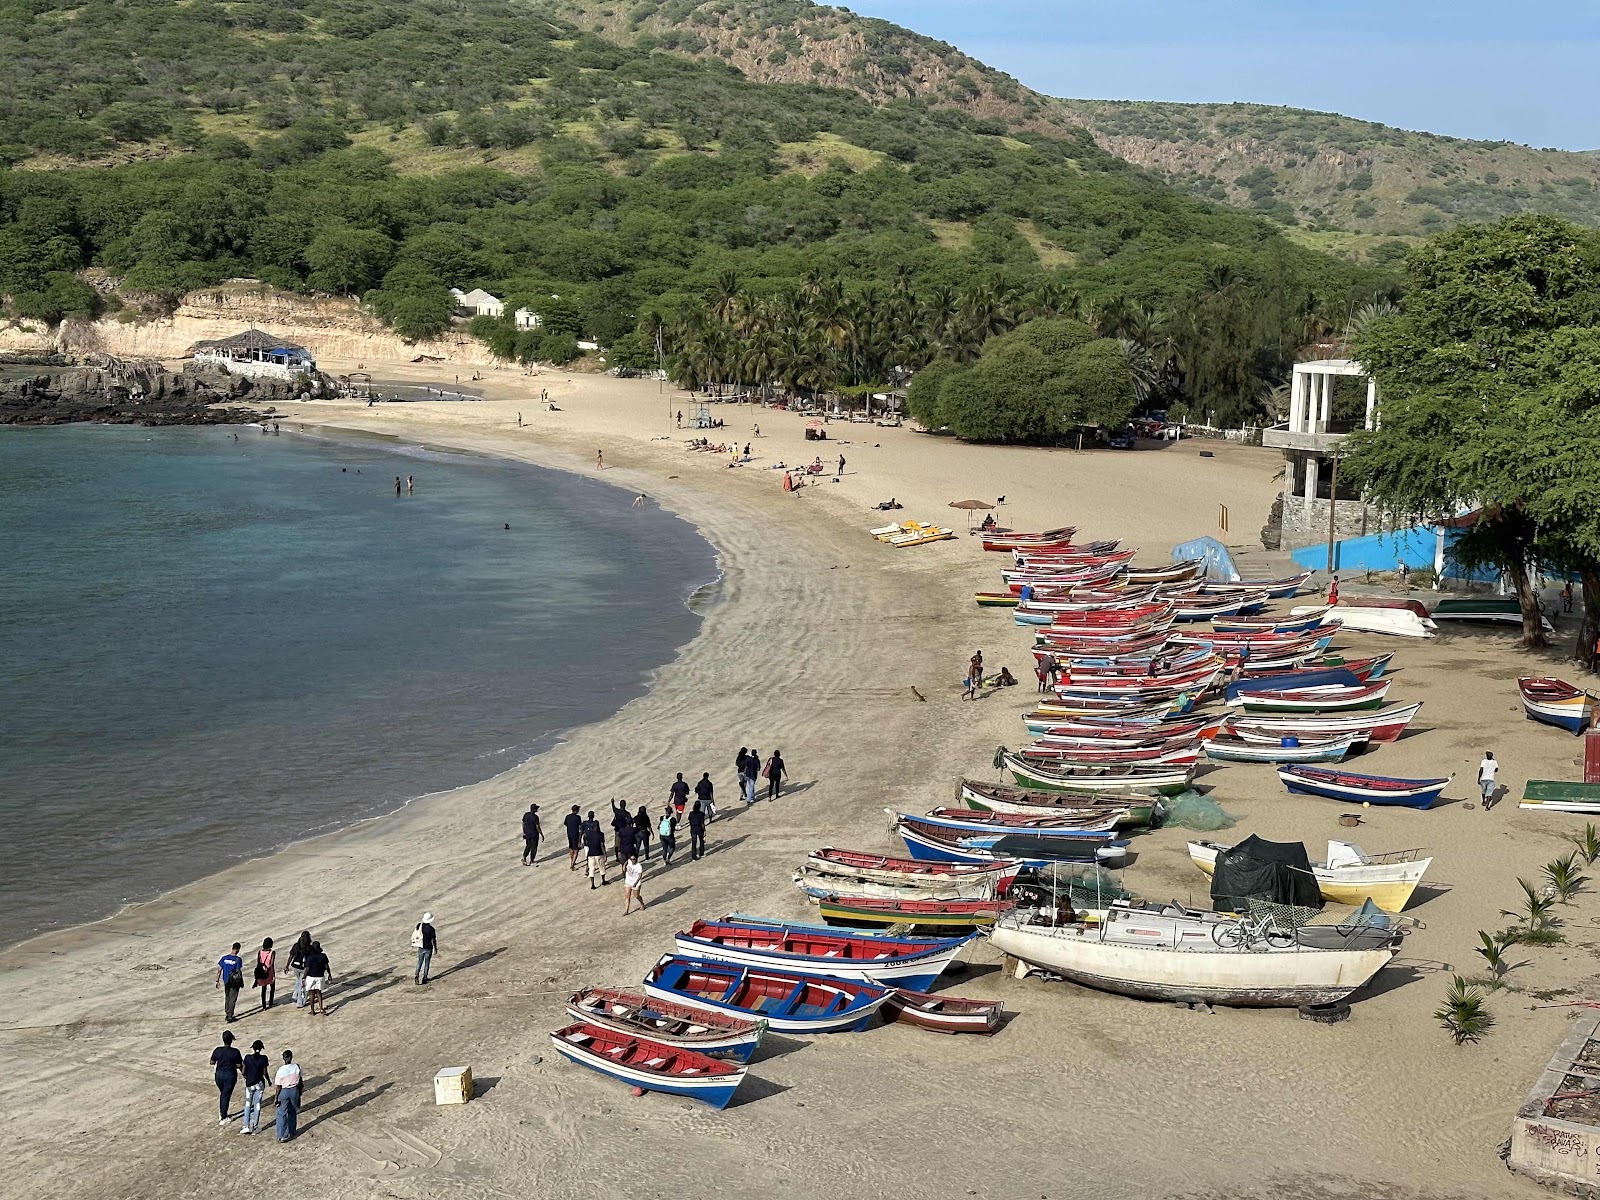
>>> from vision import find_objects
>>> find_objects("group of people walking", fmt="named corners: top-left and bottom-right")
top-left (217, 934), bottom-right (332, 1020)
top-left (209, 1034), bottom-right (304, 1142)
top-left (735, 747), bottom-right (785, 803)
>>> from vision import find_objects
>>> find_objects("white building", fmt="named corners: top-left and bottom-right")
top-left (513, 307), bottom-right (542, 330)
top-left (192, 329), bottom-right (316, 381)
top-left (1261, 358), bottom-right (1380, 545)
top-left (452, 288), bottom-right (504, 318)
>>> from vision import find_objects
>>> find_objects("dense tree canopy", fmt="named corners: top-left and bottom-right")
top-left (1347, 214), bottom-right (1600, 658)
top-left (908, 318), bottom-right (1135, 441)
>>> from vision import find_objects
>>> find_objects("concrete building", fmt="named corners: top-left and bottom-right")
top-left (513, 307), bottom-right (542, 331)
top-left (451, 288), bottom-right (504, 318)
top-left (1262, 358), bottom-right (1381, 547)
top-left (192, 329), bottom-right (316, 381)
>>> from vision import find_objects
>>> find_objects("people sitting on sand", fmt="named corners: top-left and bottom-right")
top-left (980, 513), bottom-right (998, 530)
top-left (995, 666), bottom-right (1018, 687)
top-left (873, 498), bottom-right (903, 511)
top-left (808, 457), bottom-right (825, 475)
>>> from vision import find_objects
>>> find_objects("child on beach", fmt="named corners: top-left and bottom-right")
top-left (622, 856), bottom-right (646, 914)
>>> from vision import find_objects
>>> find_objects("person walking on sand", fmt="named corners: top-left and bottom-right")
top-left (596, 449), bottom-right (604, 470)
top-left (210, 1030), bottom-right (243, 1126)
top-left (617, 813), bottom-right (637, 866)
top-left (412, 912), bottom-right (437, 985)
top-left (688, 800), bottom-right (707, 860)
top-left (285, 931), bottom-right (311, 1008)
top-left (273, 1050), bottom-right (303, 1143)
top-left (1479, 751), bottom-right (1500, 808)
top-left (254, 937), bottom-right (276, 1011)
top-left (764, 750), bottom-right (786, 801)
top-left (695, 771), bottom-right (715, 823)
top-left (564, 804), bottom-right (582, 870)
top-left (522, 803), bottom-right (542, 865)
top-left (1327, 574), bottom-right (1340, 607)
top-left (634, 803), bottom-right (653, 861)
top-left (742, 748), bottom-right (760, 805)
top-left (622, 855), bottom-right (646, 914)
top-left (735, 747), bottom-right (750, 796)
top-left (240, 1039), bottom-right (270, 1135)
top-left (216, 942), bottom-right (245, 1023)
top-left (1563, 581), bottom-right (1575, 613)
top-left (517, 412), bottom-right (522, 427)
top-left (610, 798), bottom-right (633, 865)
top-left (582, 812), bottom-right (607, 888)
top-left (676, 410), bottom-right (683, 428)
top-left (658, 807), bottom-right (678, 867)
top-left (670, 772), bottom-right (690, 818)
top-left (836, 454), bottom-right (845, 479)
top-left (303, 942), bottom-right (331, 1016)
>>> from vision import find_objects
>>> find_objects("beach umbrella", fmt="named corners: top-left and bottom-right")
top-left (949, 498), bottom-right (994, 530)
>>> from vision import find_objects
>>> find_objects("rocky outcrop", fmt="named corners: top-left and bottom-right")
top-left (0, 280), bottom-right (496, 368)
top-left (0, 359), bottom-right (292, 426)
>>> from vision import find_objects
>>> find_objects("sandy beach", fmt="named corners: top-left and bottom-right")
top-left (3, 359), bottom-right (1595, 1200)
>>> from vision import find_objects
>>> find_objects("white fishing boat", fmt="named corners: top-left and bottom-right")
top-left (1290, 605), bottom-right (1436, 639)
top-left (1187, 840), bottom-right (1432, 911)
top-left (987, 902), bottom-right (1400, 1007)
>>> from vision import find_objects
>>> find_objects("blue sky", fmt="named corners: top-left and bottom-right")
top-left (843, 1), bottom-right (1599, 150)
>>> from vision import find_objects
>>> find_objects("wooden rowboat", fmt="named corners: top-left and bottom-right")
top-left (643, 955), bottom-right (890, 1034)
top-left (674, 919), bottom-right (973, 991)
top-left (1227, 680), bottom-right (1392, 713)
top-left (881, 988), bottom-right (1004, 1035)
top-left (565, 987), bottom-right (766, 1062)
top-left (804, 848), bottom-right (1019, 894)
top-left (1277, 765), bottom-right (1449, 809)
top-left (981, 526), bottom-right (1076, 552)
top-left (956, 779), bottom-right (1159, 827)
top-left (549, 1022), bottom-right (747, 1108)
top-left (1518, 677), bottom-right (1595, 734)
top-left (1221, 701), bottom-right (1422, 745)
top-left (813, 893), bottom-right (1012, 932)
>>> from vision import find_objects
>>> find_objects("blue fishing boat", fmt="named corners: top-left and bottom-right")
top-left (1211, 607), bottom-right (1332, 635)
top-left (897, 817), bottom-right (1127, 867)
top-left (549, 1022), bottom-right (747, 1108)
top-left (673, 919), bottom-right (973, 991)
top-left (643, 955), bottom-right (890, 1034)
top-left (1277, 765), bottom-right (1450, 810)
top-left (1225, 667), bottom-right (1361, 702)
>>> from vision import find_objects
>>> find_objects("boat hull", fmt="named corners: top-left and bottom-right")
top-left (1277, 765), bottom-right (1448, 809)
top-left (643, 956), bottom-right (889, 1034)
top-left (565, 988), bottom-right (766, 1062)
top-left (549, 1023), bottom-right (746, 1108)
top-left (880, 988), bottom-right (1004, 1034)
top-left (1187, 843), bottom-right (1431, 911)
top-left (673, 926), bottom-right (971, 992)
top-left (989, 920), bottom-right (1396, 1007)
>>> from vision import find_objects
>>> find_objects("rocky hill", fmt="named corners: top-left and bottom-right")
top-left (562, 2), bottom-right (1600, 240)
top-left (1050, 100), bottom-right (1600, 237)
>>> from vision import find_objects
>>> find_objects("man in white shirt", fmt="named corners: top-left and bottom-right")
top-left (273, 1049), bottom-right (303, 1143)
top-left (1478, 751), bottom-right (1500, 808)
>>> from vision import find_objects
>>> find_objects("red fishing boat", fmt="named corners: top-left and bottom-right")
top-left (981, 526), bottom-right (1077, 552)
top-left (881, 988), bottom-right (1005, 1034)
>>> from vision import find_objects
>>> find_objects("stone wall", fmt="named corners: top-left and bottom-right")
top-left (1277, 495), bottom-right (1384, 547)
top-left (1509, 1015), bottom-right (1600, 1198)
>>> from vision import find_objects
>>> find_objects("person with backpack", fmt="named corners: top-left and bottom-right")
top-left (764, 750), bottom-right (787, 801)
top-left (658, 807), bottom-right (678, 867)
top-left (215, 942), bottom-right (245, 1022)
top-left (412, 912), bottom-right (437, 985)
top-left (253, 937), bottom-right (276, 1011)
top-left (284, 931), bottom-right (312, 1008)
top-left (688, 800), bottom-right (707, 861)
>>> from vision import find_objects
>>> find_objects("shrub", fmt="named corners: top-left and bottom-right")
top-left (1434, 977), bottom-right (1492, 1045)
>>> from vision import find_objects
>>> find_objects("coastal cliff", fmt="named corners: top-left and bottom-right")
top-left (0, 358), bottom-right (283, 426)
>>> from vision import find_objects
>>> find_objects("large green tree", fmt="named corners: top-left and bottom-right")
top-left (1348, 214), bottom-right (1600, 654)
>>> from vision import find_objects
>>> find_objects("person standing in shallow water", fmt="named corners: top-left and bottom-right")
top-left (395, 476), bottom-right (402, 495)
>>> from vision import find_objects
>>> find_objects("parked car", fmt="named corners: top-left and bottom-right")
top-left (1106, 426), bottom-right (1137, 449)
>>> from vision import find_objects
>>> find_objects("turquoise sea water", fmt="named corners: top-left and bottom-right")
top-left (0, 426), bottom-right (716, 942)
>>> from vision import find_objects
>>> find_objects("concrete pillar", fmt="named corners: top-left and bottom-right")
top-left (1365, 376), bottom-right (1378, 430)
top-left (1305, 455), bottom-right (1320, 523)
top-left (1289, 368), bottom-right (1306, 431)
top-left (1318, 373), bottom-right (1332, 430)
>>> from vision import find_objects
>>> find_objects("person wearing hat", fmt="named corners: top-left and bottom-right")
top-left (412, 912), bottom-right (438, 985)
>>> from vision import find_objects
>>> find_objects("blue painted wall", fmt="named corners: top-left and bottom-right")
top-left (1291, 525), bottom-right (1502, 581)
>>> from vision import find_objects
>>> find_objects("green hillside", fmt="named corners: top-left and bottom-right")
top-left (0, 0), bottom-right (1390, 423)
